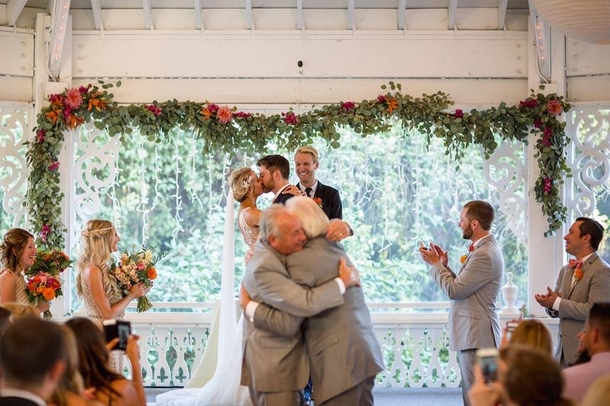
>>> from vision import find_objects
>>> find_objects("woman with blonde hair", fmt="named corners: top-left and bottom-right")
top-left (76, 219), bottom-right (148, 371)
top-left (1, 302), bottom-right (40, 318)
top-left (580, 375), bottom-right (610, 406)
top-left (229, 167), bottom-right (265, 248)
top-left (0, 228), bottom-right (49, 314)
top-left (507, 319), bottom-right (554, 355)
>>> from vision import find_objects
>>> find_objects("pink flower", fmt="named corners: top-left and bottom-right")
top-left (543, 177), bottom-right (552, 194)
top-left (534, 119), bottom-right (543, 129)
top-left (282, 111), bottom-right (299, 125)
top-left (234, 111), bottom-right (251, 118)
top-left (65, 88), bottom-right (83, 110)
top-left (36, 130), bottom-right (45, 143)
top-left (542, 127), bottom-right (553, 146)
top-left (377, 95), bottom-right (387, 103)
top-left (48, 94), bottom-right (63, 106)
top-left (216, 106), bottom-right (233, 124)
top-left (207, 103), bottom-right (219, 113)
top-left (48, 161), bottom-right (60, 171)
top-left (41, 224), bottom-right (51, 243)
top-left (63, 106), bottom-right (72, 121)
top-left (341, 101), bottom-right (355, 110)
top-left (454, 109), bottom-right (464, 118)
top-left (547, 99), bottom-right (563, 116)
top-left (520, 98), bottom-right (538, 108)
top-left (78, 85), bottom-right (90, 94)
top-left (146, 104), bottom-right (162, 117)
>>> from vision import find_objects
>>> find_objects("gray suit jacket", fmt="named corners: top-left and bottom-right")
top-left (546, 252), bottom-right (610, 365)
top-left (430, 235), bottom-right (503, 351)
top-left (240, 240), bottom-right (345, 393)
top-left (252, 237), bottom-right (384, 404)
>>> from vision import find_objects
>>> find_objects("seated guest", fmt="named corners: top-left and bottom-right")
top-left (562, 302), bottom-right (610, 403)
top-left (51, 326), bottom-right (104, 406)
top-left (506, 319), bottom-right (553, 355)
top-left (0, 317), bottom-right (68, 405)
top-left (1, 302), bottom-right (40, 318)
top-left (468, 345), bottom-right (574, 406)
top-left (65, 317), bottom-right (146, 406)
top-left (581, 375), bottom-right (610, 406)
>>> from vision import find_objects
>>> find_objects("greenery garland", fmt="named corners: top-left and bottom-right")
top-left (25, 81), bottom-right (571, 249)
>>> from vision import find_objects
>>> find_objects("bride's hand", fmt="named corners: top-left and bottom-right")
top-left (285, 185), bottom-right (304, 196)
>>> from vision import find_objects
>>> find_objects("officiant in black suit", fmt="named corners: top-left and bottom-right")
top-left (294, 146), bottom-right (343, 220)
top-left (0, 317), bottom-right (68, 406)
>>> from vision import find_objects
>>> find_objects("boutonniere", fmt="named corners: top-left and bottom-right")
top-left (313, 197), bottom-right (323, 208)
top-left (569, 259), bottom-right (584, 281)
top-left (460, 244), bottom-right (475, 264)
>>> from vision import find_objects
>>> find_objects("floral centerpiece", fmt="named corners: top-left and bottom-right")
top-left (111, 246), bottom-right (163, 312)
top-left (24, 249), bottom-right (72, 319)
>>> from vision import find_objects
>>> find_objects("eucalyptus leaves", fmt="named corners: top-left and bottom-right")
top-left (26, 81), bottom-right (571, 248)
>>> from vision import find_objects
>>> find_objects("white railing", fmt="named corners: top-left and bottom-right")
top-left (103, 303), bottom-right (558, 388)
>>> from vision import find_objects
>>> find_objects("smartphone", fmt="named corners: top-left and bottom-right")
top-left (506, 321), bottom-right (519, 337)
top-left (476, 348), bottom-right (499, 383)
top-left (103, 319), bottom-right (131, 351)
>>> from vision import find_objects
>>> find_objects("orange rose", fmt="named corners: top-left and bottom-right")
top-left (574, 267), bottom-right (584, 281)
top-left (43, 287), bottom-right (56, 301)
top-left (147, 267), bottom-right (157, 280)
top-left (37, 286), bottom-right (46, 293)
top-left (460, 254), bottom-right (468, 264)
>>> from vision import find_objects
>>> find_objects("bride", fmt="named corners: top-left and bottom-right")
top-left (156, 167), bottom-right (284, 406)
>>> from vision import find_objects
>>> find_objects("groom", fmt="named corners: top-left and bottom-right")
top-left (240, 205), bottom-right (360, 406)
top-left (257, 155), bottom-right (295, 204)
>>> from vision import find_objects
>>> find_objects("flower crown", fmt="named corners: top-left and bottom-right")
top-left (243, 174), bottom-right (254, 190)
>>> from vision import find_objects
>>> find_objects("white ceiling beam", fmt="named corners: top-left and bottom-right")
top-left (448, 0), bottom-right (458, 30)
top-left (245, 0), bottom-right (252, 30)
top-left (397, 0), bottom-right (406, 30)
top-left (497, 0), bottom-right (508, 30)
top-left (90, 0), bottom-right (103, 30)
top-left (142, 0), bottom-right (153, 30)
top-left (296, 0), bottom-right (303, 30)
top-left (194, 0), bottom-right (202, 30)
top-left (347, 0), bottom-right (355, 30)
top-left (7, 0), bottom-right (28, 26)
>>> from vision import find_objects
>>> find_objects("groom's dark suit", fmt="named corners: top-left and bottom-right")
top-left (296, 181), bottom-right (342, 220)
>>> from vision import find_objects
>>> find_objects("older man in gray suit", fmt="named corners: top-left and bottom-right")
top-left (535, 217), bottom-right (610, 366)
top-left (240, 204), bottom-right (360, 406)
top-left (242, 197), bottom-right (384, 406)
top-left (419, 200), bottom-right (503, 406)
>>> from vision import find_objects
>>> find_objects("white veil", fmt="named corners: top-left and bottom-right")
top-left (156, 189), bottom-right (252, 406)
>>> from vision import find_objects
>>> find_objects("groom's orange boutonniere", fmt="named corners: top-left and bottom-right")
top-left (313, 197), bottom-right (323, 208)
top-left (460, 254), bottom-right (468, 264)
top-left (574, 267), bottom-right (584, 281)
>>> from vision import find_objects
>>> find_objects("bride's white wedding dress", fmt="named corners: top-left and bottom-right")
top-left (156, 191), bottom-right (253, 406)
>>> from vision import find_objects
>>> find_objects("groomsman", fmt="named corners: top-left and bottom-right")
top-left (294, 146), bottom-right (343, 220)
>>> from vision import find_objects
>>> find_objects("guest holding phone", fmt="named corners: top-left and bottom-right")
top-left (65, 317), bottom-right (146, 406)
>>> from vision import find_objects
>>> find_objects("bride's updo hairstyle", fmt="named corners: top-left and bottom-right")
top-left (286, 196), bottom-right (329, 239)
top-left (76, 220), bottom-right (116, 295)
top-left (230, 167), bottom-right (255, 202)
top-left (0, 228), bottom-right (34, 272)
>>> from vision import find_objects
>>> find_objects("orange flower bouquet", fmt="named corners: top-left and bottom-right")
top-left (111, 246), bottom-right (163, 312)
top-left (25, 249), bottom-right (72, 319)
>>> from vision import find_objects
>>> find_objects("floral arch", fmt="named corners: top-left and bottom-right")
top-left (27, 81), bottom-right (570, 249)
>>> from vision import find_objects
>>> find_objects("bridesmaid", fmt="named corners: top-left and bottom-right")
top-left (0, 228), bottom-right (50, 314)
top-left (76, 219), bottom-right (148, 372)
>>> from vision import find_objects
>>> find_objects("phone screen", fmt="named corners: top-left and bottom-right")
top-left (479, 355), bottom-right (498, 383)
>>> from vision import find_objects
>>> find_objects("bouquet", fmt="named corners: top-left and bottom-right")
top-left (24, 249), bottom-right (72, 319)
top-left (111, 246), bottom-right (162, 312)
